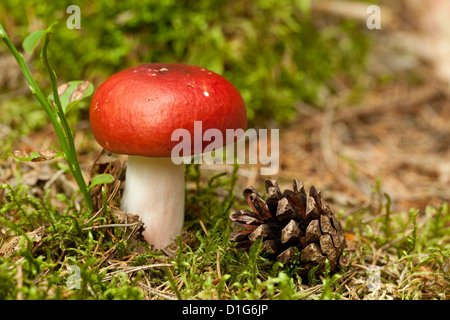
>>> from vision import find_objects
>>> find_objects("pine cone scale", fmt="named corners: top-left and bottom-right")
top-left (248, 224), bottom-right (282, 242)
top-left (305, 219), bottom-right (321, 243)
top-left (281, 219), bottom-right (302, 244)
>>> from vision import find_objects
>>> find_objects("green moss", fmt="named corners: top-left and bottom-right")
top-left (0, 0), bottom-right (373, 124)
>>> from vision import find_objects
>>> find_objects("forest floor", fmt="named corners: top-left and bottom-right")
top-left (0, 1), bottom-right (449, 300)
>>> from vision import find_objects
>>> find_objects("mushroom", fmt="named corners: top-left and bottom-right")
top-left (89, 63), bottom-right (247, 249)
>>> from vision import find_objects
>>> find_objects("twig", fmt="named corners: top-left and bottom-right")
top-left (336, 271), bottom-right (358, 291)
top-left (345, 284), bottom-right (360, 300)
top-left (216, 249), bottom-right (222, 280)
top-left (82, 222), bottom-right (141, 231)
top-left (107, 180), bottom-right (121, 203)
top-left (16, 264), bottom-right (23, 300)
top-left (299, 284), bottom-right (323, 299)
top-left (84, 207), bottom-right (104, 225)
top-left (125, 221), bottom-right (142, 242)
top-left (138, 281), bottom-right (178, 300)
top-left (199, 220), bottom-right (208, 235)
top-left (351, 263), bottom-right (369, 271)
top-left (91, 148), bottom-right (106, 170)
top-left (372, 248), bottom-right (383, 266)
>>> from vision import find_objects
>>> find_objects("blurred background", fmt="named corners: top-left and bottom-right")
top-left (1, 0), bottom-right (449, 214)
top-left (0, 0), bottom-right (375, 122)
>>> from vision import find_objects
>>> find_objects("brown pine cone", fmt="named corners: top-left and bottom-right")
top-left (230, 179), bottom-right (347, 276)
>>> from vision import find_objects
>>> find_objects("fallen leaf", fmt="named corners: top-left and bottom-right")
top-left (0, 226), bottom-right (47, 262)
top-left (48, 80), bottom-right (94, 114)
top-left (11, 149), bottom-right (61, 162)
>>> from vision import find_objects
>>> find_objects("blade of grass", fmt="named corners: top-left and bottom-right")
top-left (0, 24), bottom-right (69, 158)
top-left (383, 192), bottom-right (392, 241)
top-left (164, 267), bottom-right (182, 300)
top-left (0, 22), bottom-right (93, 211)
top-left (40, 23), bottom-right (92, 211)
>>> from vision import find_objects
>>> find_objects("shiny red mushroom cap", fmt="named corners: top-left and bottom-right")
top-left (89, 63), bottom-right (247, 157)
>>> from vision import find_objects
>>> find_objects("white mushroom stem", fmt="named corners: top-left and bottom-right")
top-left (121, 155), bottom-right (185, 249)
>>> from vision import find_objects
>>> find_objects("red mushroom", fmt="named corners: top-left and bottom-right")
top-left (89, 63), bottom-right (247, 249)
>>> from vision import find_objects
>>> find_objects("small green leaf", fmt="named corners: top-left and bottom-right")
top-left (22, 29), bottom-right (46, 53)
top-left (89, 174), bottom-right (114, 190)
top-left (48, 80), bottom-right (94, 114)
top-left (10, 149), bottom-right (62, 162)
